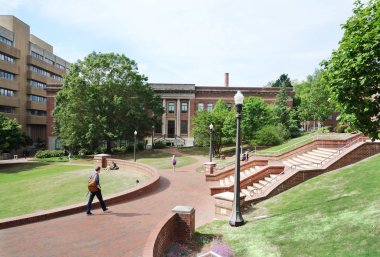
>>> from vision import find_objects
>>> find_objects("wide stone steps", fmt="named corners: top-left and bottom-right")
top-left (242, 173), bottom-right (280, 198)
top-left (218, 166), bottom-right (264, 187)
top-left (282, 147), bottom-right (339, 170)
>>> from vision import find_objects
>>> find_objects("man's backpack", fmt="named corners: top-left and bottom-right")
top-left (88, 174), bottom-right (98, 193)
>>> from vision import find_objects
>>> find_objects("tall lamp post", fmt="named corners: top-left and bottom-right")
top-left (209, 124), bottom-right (214, 162)
top-left (152, 125), bottom-right (155, 151)
top-left (134, 130), bottom-right (137, 162)
top-left (229, 90), bottom-right (245, 227)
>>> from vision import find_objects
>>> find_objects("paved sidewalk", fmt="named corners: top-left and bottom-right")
top-left (0, 153), bottom-right (215, 257)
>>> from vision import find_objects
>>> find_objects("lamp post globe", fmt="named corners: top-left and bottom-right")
top-left (209, 123), bottom-right (214, 162)
top-left (133, 130), bottom-right (137, 162)
top-left (229, 90), bottom-right (245, 227)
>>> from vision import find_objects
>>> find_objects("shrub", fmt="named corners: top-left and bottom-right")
top-left (165, 242), bottom-right (190, 257)
top-left (254, 125), bottom-right (286, 146)
top-left (35, 150), bottom-right (65, 158)
top-left (210, 239), bottom-right (234, 257)
top-left (111, 146), bottom-right (128, 154)
top-left (154, 141), bottom-right (166, 149)
top-left (289, 125), bottom-right (301, 138)
top-left (335, 123), bottom-right (349, 133)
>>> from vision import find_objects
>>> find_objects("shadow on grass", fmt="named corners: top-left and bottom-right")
top-left (0, 163), bottom-right (49, 174)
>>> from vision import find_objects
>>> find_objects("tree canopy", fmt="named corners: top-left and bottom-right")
top-left (54, 52), bottom-right (164, 153)
top-left (0, 113), bottom-right (31, 153)
top-left (323, 0), bottom-right (380, 139)
top-left (270, 74), bottom-right (293, 88)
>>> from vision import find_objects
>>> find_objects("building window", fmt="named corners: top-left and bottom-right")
top-left (28, 94), bottom-right (47, 103)
top-left (31, 51), bottom-right (44, 61)
top-left (180, 120), bottom-right (188, 134)
top-left (227, 103), bottom-right (232, 111)
top-left (327, 115), bottom-right (333, 120)
top-left (168, 102), bottom-right (175, 113)
top-left (29, 80), bottom-right (47, 89)
top-left (197, 103), bottom-right (204, 112)
top-left (0, 88), bottom-right (14, 97)
top-left (30, 65), bottom-right (50, 77)
top-left (0, 70), bottom-right (15, 80)
top-left (0, 52), bottom-right (14, 63)
top-left (28, 109), bottom-right (47, 116)
top-left (44, 58), bottom-right (54, 65)
top-left (55, 63), bottom-right (66, 70)
top-left (207, 103), bottom-right (213, 112)
top-left (181, 102), bottom-right (188, 113)
top-left (0, 36), bottom-right (13, 46)
top-left (155, 123), bottom-right (162, 134)
top-left (0, 105), bottom-right (15, 113)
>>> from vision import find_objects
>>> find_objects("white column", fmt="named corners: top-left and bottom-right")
top-left (162, 99), bottom-right (166, 137)
top-left (176, 99), bottom-right (181, 136)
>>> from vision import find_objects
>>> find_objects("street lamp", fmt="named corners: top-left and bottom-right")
top-left (209, 124), bottom-right (214, 162)
top-left (152, 125), bottom-right (155, 151)
top-left (229, 90), bottom-right (245, 227)
top-left (134, 130), bottom-right (137, 162)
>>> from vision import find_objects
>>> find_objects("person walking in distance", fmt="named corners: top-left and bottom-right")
top-left (86, 166), bottom-right (109, 215)
top-left (172, 155), bottom-right (177, 172)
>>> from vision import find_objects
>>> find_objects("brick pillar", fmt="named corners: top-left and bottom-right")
top-left (172, 206), bottom-right (195, 242)
top-left (204, 161), bottom-right (217, 174)
top-left (93, 154), bottom-right (111, 168)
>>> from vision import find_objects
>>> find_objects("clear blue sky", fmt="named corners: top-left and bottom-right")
top-left (2, 0), bottom-right (355, 86)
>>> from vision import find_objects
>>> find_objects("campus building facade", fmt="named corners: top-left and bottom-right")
top-left (0, 16), bottom-right (69, 149)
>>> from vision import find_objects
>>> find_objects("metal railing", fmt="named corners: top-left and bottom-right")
top-left (248, 136), bottom-right (367, 197)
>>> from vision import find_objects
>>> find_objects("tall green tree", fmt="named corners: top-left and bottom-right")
top-left (295, 69), bottom-right (335, 130)
top-left (273, 84), bottom-right (291, 128)
top-left (192, 100), bottom-right (230, 155)
top-left (0, 113), bottom-right (31, 153)
top-left (322, 0), bottom-right (380, 139)
top-left (271, 74), bottom-right (293, 88)
top-left (54, 52), bottom-right (164, 153)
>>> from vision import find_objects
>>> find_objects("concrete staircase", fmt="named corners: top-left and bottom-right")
top-left (218, 166), bottom-right (264, 187)
top-left (282, 147), bottom-right (338, 170)
top-left (241, 174), bottom-right (280, 197)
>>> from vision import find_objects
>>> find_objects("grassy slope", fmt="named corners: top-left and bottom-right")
top-left (0, 163), bottom-right (148, 218)
top-left (197, 154), bottom-right (380, 257)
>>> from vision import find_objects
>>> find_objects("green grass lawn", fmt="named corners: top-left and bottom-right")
top-left (0, 163), bottom-right (149, 219)
top-left (197, 154), bottom-right (380, 257)
top-left (116, 150), bottom-right (197, 170)
top-left (177, 147), bottom-right (209, 156)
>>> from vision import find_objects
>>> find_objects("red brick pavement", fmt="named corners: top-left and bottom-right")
top-left (0, 152), bottom-right (215, 257)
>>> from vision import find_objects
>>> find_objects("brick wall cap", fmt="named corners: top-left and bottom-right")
top-left (204, 162), bottom-right (217, 166)
top-left (172, 206), bottom-right (195, 214)
top-left (214, 192), bottom-right (245, 201)
top-left (94, 154), bottom-right (111, 157)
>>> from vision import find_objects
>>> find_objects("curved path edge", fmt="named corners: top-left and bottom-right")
top-left (0, 159), bottom-right (160, 230)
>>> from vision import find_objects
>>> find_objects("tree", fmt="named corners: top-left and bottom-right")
top-left (271, 74), bottom-right (293, 88)
top-left (223, 97), bottom-right (272, 143)
top-left (273, 84), bottom-right (291, 128)
top-left (0, 113), bottom-right (31, 153)
top-left (295, 69), bottom-right (335, 130)
top-left (192, 100), bottom-right (230, 155)
top-left (322, 0), bottom-right (380, 139)
top-left (54, 52), bottom-right (164, 153)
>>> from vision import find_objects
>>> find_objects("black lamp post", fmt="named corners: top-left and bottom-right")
top-left (209, 123), bottom-right (214, 162)
top-left (133, 130), bottom-right (137, 162)
top-left (229, 90), bottom-right (245, 227)
top-left (152, 125), bottom-right (155, 151)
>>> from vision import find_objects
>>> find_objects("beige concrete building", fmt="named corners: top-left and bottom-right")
top-left (0, 15), bottom-right (69, 149)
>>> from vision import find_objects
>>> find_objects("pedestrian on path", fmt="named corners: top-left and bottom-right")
top-left (172, 155), bottom-right (177, 172)
top-left (86, 166), bottom-right (109, 215)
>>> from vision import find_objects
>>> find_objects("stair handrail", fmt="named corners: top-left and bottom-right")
top-left (250, 136), bottom-right (367, 197)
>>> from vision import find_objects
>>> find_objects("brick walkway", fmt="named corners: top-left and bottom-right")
top-left (0, 152), bottom-right (215, 257)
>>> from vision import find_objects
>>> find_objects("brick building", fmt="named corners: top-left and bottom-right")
top-left (46, 73), bottom-right (294, 149)
top-left (0, 16), bottom-right (69, 149)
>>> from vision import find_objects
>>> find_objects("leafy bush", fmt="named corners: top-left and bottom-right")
top-left (254, 124), bottom-right (288, 146)
top-left (111, 146), bottom-right (129, 154)
top-left (154, 141), bottom-right (166, 149)
top-left (35, 150), bottom-right (65, 158)
top-left (289, 125), bottom-right (301, 138)
top-left (335, 123), bottom-right (349, 133)
top-left (165, 242), bottom-right (190, 257)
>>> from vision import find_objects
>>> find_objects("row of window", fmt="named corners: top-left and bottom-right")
top-left (29, 80), bottom-right (47, 89)
top-left (167, 101), bottom-right (233, 114)
top-left (31, 51), bottom-right (67, 70)
top-left (0, 105), bottom-right (15, 113)
top-left (0, 36), bottom-right (13, 46)
top-left (197, 103), bottom-right (232, 112)
top-left (0, 88), bottom-right (14, 97)
top-left (154, 120), bottom-right (189, 134)
top-left (29, 65), bottom-right (62, 81)
top-left (0, 70), bottom-right (15, 80)
top-left (0, 52), bottom-right (15, 63)
top-left (28, 109), bottom-right (47, 116)
top-left (28, 94), bottom-right (47, 103)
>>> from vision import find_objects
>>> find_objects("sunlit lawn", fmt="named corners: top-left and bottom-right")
top-left (0, 163), bottom-right (148, 219)
top-left (197, 154), bottom-right (380, 257)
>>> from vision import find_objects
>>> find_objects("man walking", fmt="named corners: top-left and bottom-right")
top-left (86, 166), bottom-right (109, 215)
